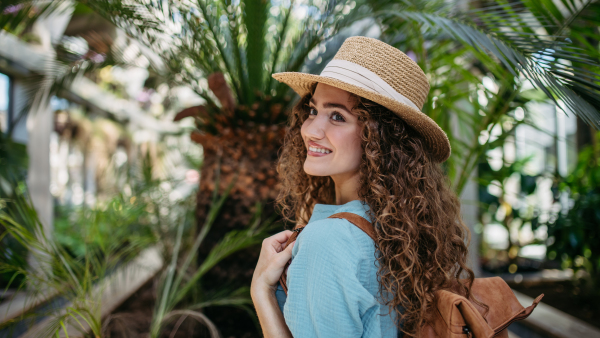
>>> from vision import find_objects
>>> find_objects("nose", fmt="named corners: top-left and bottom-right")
top-left (303, 113), bottom-right (327, 140)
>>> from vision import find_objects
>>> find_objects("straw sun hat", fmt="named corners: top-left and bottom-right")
top-left (272, 36), bottom-right (450, 163)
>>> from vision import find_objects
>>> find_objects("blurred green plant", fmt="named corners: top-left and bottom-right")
top-left (54, 197), bottom-right (156, 260)
top-left (0, 133), bottom-right (28, 193)
top-left (375, 0), bottom-right (600, 129)
top-left (546, 132), bottom-right (600, 292)
top-left (477, 156), bottom-right (545, 272)
top-left (370, 0), bottom-right (600, 195)
top-left (0, 187), bottom-right (150, 337)
top-left (0, 149), bottom-right (275, 337)
top-left (0, 133), bottom-right (29, 288)
top-left (0, 144), bottom-right (187, 336)
top-left (371, 0), bottom-right (600, 279)
top-left (148, 163), bottom-right (277, 338)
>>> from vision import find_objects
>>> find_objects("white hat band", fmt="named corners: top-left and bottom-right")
top-left (319, 59), bottom-right (421, 112)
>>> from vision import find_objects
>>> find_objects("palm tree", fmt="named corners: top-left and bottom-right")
top-left (155, 3), bottom-right (370, 330)
top-left (121, 0), bottom-right (368, 296)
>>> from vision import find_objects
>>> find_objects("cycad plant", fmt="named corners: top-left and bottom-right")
top-left (146, 168), bottom-right (276, 338)
top-left (10, 0), bottom-right (370, 297)
top-left (137, 0), bottom-right (369, 300)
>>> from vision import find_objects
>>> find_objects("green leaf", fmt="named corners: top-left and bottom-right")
top-left (386, 6), bottom-right (600, 129)
top-left (242, 0), bottom-right (270, 100)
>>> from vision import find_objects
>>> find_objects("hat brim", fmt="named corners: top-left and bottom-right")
top-left (272, 72), bottom-right (451, 163)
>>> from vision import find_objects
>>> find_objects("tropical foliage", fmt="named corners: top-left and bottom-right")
top-left (0, 157), bottom-right (276, 337)
top-left (371, 0), bottom-right (600, 194)
top-left (0, 132), bottom-right (29, 287)
top-left (0, 188), bottom-right (148, 337)
top-left (477, 156), bottom-right (544, 272)
top-left (149, 169), bottom-right (276, 338)
top-left (3, 0), bottom-right (600, 335)
top-left (546, 132), bottom-right (600, 292)
top-left (364, 0), bottom-right (600, 279)
top-left (158, 0), bottom-right (367, 129)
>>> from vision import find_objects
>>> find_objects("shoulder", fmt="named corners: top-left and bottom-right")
top-left (302, 217), bottom-right (355, 240)
top-left (294, 217), bottom-right (375, 258)
top-left (333, 200), bottom-right (373, 222)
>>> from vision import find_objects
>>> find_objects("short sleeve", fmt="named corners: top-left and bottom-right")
top-left (275, 282), bottom-right (286, 313)
top-left (283, 218), bottom-right (381, 338)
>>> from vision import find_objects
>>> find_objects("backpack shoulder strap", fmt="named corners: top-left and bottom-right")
top-left (279, 212), bottom-right (376, 295)
top-left (328, 212), bottom-right (376, 242)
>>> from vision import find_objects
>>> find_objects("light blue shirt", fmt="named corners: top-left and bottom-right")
top-left (275, 200), bottom-right (400, 337)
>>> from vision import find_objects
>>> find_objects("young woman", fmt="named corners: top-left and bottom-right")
top-left (251, 36), bottom-right (474, 338)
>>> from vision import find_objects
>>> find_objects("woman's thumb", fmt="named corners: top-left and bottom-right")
top-left (282, 240), bottom-right (296, 257)
top-left (276, 241), bottom-right (295, 266)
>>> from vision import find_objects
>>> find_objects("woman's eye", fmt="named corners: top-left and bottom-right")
top-left (331, 112), bottom-right (346, 122)
top-left (309, 108), bottom-right (317, 116)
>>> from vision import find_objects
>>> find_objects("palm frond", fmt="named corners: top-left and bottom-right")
top-left (77, 0), bottom-right (164, 46)
top-left (242, 0), bottom-right (269, 101)
top-left (162, 310), bottom-right (221, 338)
top-left (222, 0), bottom-right (248, 102)
top-left (265, 1), bottom-right (295, 92)
top-left (386, 3), bottom-right (600, 129)
top-left (0, 1), bottom-right (70, 34)
top-left (151, 202), bottom-right (187, 337)
top-left (187, 286), bottom-right (252, 311)
top-left (273, 0), bottom-right (372, 100)
top-left (175, 227), bottom-right (264, 303)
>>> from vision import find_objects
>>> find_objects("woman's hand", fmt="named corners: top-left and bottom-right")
top-left (251, 230), bottom-right (296, 338)
top-left (251, 230), bottom-right (296, 296)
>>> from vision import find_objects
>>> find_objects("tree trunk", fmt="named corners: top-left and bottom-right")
top-left (192, 125), bottom-right (286, 294)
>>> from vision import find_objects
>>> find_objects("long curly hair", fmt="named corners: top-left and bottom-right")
top-left (276, 86), bottom-right (475, 336)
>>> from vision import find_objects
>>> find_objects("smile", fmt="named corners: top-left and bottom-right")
top-left (308, 146), bottom-right (332, 154)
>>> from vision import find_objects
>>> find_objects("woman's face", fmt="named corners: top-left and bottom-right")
top-left (301, 83), bottom-right (363, 180)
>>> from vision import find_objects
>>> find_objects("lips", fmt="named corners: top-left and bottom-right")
top-left (307, 141), bottom-right (332, 157)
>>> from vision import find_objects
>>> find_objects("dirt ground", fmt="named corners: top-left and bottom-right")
top-left (103, 279), bottom-right (260, 338)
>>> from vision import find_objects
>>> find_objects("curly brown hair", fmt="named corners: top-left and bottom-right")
top-left (276, 86), bottom-right (475, 336)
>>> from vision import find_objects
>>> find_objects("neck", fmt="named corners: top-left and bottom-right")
top-left (331, 172), bottom-right (360, 205)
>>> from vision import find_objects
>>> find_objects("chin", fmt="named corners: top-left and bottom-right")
top-left (303, 162), bottom-right (332, 177)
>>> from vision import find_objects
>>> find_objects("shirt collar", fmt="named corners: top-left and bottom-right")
top-left (308, 200), bottom-right (372, 224)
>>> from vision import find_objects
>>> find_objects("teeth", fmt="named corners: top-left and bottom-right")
top-left (309, 146), bottom-right (331, 154)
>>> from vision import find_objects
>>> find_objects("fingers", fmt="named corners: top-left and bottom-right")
top-left (284, 240), bottom-right (295, 254)
top-left (276, 240), bottom-right (295, 265)
top-left (253, 235), bottom-right (297, 288)
top-left (263, 230), bottom-right (294, 252)
top-left (270, 230), bottom-right (293, 244)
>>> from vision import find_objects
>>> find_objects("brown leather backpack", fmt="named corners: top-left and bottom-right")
top-left (279, 212), bottom-right (544, 338)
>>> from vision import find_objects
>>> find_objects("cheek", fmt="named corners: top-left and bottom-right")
top-left (331, 128), bottom-right (363, 166)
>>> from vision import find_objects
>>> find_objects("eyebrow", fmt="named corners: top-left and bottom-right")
top-left (310, 98), bottom-right (352, 114)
